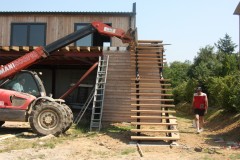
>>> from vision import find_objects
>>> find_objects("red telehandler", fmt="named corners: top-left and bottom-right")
top-left (0, 22), bottom-right (132, 136)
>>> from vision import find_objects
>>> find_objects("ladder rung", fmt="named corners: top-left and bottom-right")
top-left (97, 82), bottom-right (106, 84)
top-left (93, 113), bottom-right (101, 115)
top-left (96, 88), bottom-right (104, 90)
top-left (94, 100), bottom-right (103, 102)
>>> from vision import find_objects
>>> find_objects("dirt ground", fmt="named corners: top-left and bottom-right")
top-left (0, 112), bottom-right (239, 160)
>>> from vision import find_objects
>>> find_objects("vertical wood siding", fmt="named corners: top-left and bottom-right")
top-left (0, 14), bottom-right (132, 46)
top-left (102, 49), bottom-right (133, 122)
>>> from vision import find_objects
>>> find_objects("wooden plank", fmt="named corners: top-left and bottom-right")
top-left (130, 57), bottom-right (166, 61)
top-left (1, 46), bottom-right (10, 51)
top-left (131, 110), bottom-right (176, 113)
top-left (131, 61), bottom-right (163, 64)
top-left (60, 46), bottom-right (70, 52)
top-left (131, 98), bottom-right (174, 101)
top-left (131, 116), bottom-right (176, 119)
top-left (10, 46), bottom-right (19, 51)
top-left (131, 136), bottom-right (180, 140)
top-left (90, 46), bottom-right (102, 52)
top-left (131, 83), bottom-right (171, 86)
top-left (137, 46), bottom-right (163, 50)
top-left (131, 53), bottom-right (163, 56)
top-left (131, 88), bottom-right (172, 91)
top-left (80, 46), bottom-right (90, 52)
top-left (138, 40), bottom-right (163, 43)
top-left (69, 46), bottom-right (80, 52)
top-left (130, 78), bottom-right (170, 81)
top-left (131, 122), bottom-right (178, 125)
top-left (131, 65), bottom-right (163, 68)
top-left (131, 104), bottom-right (175, 107)
top-left (131, 129), bottom-right (179, 132)
top-left (131, 93), bottom-right (173, 96)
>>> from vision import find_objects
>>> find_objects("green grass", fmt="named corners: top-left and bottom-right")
top-left (103, 124), bottom-right (134, 133)
top-left (229, 153), bottom-right (240, 160)
top-left (121, 148), bottom-right (136, 155)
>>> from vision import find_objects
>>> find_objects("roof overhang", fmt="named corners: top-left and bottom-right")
top-left (0, 46), bottom-right (103, 66)
top-left (234, 2), bottom-right (240, 15)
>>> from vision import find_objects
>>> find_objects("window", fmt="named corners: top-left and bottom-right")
top-left (75, 23), bottom-right (111, 47)
top-left (11, 23), bottom-right (46, 46)
top-left (75, 23), bottom-right (93, 46)
top-left (0, 71), bottom-right (41, 97)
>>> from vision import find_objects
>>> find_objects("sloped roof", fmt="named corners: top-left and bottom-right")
top-left (0, 11), bottom-right (136, 16)
top-left (234, 2), bottom-right (240, 15)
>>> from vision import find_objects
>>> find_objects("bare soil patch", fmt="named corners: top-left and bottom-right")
top-left (0, 109), bottom-right (239, 160)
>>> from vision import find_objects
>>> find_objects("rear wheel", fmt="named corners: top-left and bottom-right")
top-left (29, 102), bottom-right (67, 136)
top-left (0, 121), bottom-right (5, 127)
top-left (62, 104), bottom-right (73, 133)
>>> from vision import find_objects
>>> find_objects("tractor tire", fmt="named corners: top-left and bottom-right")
top-left (0, 121), bottom-right (5, 127)
top-left (62, 104), bottom-right (73, 133)
top-left (29, 102), bottom-right (67, 136)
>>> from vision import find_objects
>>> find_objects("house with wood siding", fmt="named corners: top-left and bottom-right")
top-left (0, 3), bottom-right (136, 114)
top-left (0, 3), bottom-right (179, 141)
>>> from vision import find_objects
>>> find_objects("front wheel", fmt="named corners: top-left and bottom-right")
top-left (29, 102), bottom-right (67, 136)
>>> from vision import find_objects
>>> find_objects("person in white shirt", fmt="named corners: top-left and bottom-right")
top-left (12, 78), bottom-right (25, 92)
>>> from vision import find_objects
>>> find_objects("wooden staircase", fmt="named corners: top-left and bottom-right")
top-left (130, 40), bottom-right (180, 142)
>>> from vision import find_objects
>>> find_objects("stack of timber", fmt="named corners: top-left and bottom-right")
top-left (102, 48), bottom-right (134, 122)
top-left (130, 40), bottom-right (180, 142)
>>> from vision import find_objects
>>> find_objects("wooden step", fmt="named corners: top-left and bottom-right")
top-left (131, 104), bottom-right (175, 107)
top-left (131, 129), bottom-right (179, 132)
top-left (131, 65), bottom-right (163, 68)
top-left (130, 57), bottom-right (165, 60)
top-left (138, 40), bottom-right (163, 43)
top-left (131, 122), bottom-right (178, 125)
top-left (132, 83), bottom-right (171, 86)
top-left (131, 61), bottom-right (163, 64)
top-left (131, 93), bottom-right (173, 96)
top-left (136, 44), bottom-right (164, 47)
top-left (131, 110), bottom-right (176, 113)
top-left (131, 78), bottom-right (170, 81)
top-left (131, 136), bottom-right (180, 141)
top-left (130, 53), bottom-right (164, 56)
top-left (137, 45), bottom-right (163, 48)
top-left (131, 87), bottom-right (172, 91)
top-left (131, 116), bottom-right (176, 119)
top-left (131, 98), bottom-right (174, 102)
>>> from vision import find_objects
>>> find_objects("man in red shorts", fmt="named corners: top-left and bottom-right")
top-left (192, 87), bottom-right (208, 133)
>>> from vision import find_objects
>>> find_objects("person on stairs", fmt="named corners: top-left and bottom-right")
top-left (192, 87), bottom-right (208, 133)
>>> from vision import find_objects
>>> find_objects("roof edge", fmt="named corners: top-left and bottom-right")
top-left (0, 11), bottom-right (136, 16)
top-left (234, 2), bottom-right (240, 15)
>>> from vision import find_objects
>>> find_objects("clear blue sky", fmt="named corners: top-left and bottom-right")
top-left (0, 0), bottom-right (239, 63)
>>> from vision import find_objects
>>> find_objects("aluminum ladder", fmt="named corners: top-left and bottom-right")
top-left (90, 55), bottom-right (109, 131)
top-left (74, 87), bottom-right (95, 125)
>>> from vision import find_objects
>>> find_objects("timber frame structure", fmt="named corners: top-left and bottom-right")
top-left (0, 3), bottom-right (179, 142)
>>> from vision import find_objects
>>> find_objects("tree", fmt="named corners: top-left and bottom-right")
top-left (214, 33), bottom-right (237, 54)
top-left (215, 34), bottom-right (239, 75)
top-left (163, 61), bottom-right (191, 87)
top-left (188, 45), bottom-right (222, 83)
